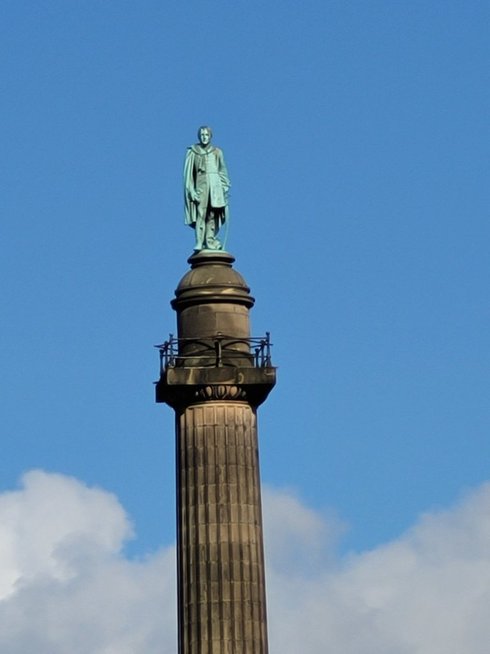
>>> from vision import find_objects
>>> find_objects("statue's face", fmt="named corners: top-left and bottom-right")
top-left (199, 128), bottom-right (211, 146)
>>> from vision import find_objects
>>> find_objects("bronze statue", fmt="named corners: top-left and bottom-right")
top-left (183, 126), bottom-right (230, 251)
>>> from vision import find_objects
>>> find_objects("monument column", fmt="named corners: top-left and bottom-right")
top-left (156, 250), bottom-right (276, 654)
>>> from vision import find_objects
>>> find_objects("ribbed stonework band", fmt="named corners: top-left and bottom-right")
top-left (177, 401), bottom-right (268, 654)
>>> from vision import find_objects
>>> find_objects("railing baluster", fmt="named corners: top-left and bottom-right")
top-left (157, 334), bottom-right (272, 373)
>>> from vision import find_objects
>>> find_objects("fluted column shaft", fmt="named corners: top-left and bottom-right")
top-left (177, 401), bottom-right (268, 654)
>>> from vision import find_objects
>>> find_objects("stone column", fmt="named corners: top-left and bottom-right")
top-left (177, 401), bottom-right (268, 654)
top-left (156, 251), bottom-right (275, 654)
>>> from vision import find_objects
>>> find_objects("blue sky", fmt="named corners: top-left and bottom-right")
top-left (1, 2), bottom-right (489, 650)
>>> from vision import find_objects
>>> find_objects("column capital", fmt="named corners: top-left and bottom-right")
top-left (155, 365), bottom-right (276, 410)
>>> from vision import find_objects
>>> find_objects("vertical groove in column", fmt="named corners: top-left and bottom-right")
top-left (177, 401), bottom-right (268, 654)
top-left (244, 417), bottom-right (254, 650)
top-left (214, 406), bottom-right (225, 651)
top-left (241, 409), bottom-right (251, 650)
top-left (176, 413), bottom-right (183, 654)
top-left (203, 420), bottom-right (211, 654)
top-left (190, 406), bottom-right (198, 653)
top-left (235, 408), bottom-right (247, 649)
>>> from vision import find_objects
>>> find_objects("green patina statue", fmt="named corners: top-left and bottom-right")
top-left (184, 126), bottom-right (231, 251)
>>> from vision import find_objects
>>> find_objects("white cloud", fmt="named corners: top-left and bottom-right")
top-left (0, 471), bottom-right (176, 653)
top-left (265, 484), bottom-right (490, 654)
top-left (1, 471), bottom-right (490, 653)
top-left (263, 487), bottom-right (345, 578)
top-left (0, 470), bottom-right (132, 599)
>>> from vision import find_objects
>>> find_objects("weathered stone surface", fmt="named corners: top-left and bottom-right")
top-left (177, 402), bottom-right (268, 654)
top-left (157, 251), bottom-right (274, 654)
top-left (155, 366), bottom-right (276, 409)
top-left (172, 252), bottom-right (254, 367)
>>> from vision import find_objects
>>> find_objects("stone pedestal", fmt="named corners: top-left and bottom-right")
top-left (156, 251), bottom-right (275, 654)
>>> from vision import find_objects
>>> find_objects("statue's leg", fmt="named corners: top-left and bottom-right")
top-left (194, 205), bottom-right (206, 251)
top-left (194, 220), bottom-right (204, 250)
top-left (204, 211), bottom-right (221, 250)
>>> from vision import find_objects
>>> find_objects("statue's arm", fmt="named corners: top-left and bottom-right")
top-left (183, 150), bottom-right (198, 202)
top-left (217, 149), bottom-right (231, 195)
top-left (183, 149), bottom-right (198, 225)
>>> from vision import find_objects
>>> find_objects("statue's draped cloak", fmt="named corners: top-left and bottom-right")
top-left (183, 144), bottom-right (230, 227)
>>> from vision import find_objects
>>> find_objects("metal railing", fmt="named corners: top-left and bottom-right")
top-left (155, 332), bottom-right (272, 375)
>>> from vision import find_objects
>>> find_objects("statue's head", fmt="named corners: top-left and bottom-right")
top-left (198, 126), bottom-right (212, 146)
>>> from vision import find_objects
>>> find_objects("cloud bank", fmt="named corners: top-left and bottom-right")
top-left (0, 470), bottom-right (489, 653)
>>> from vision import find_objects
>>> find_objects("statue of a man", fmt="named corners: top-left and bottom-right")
top-left (184, 126), bottom-right (230, 251)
